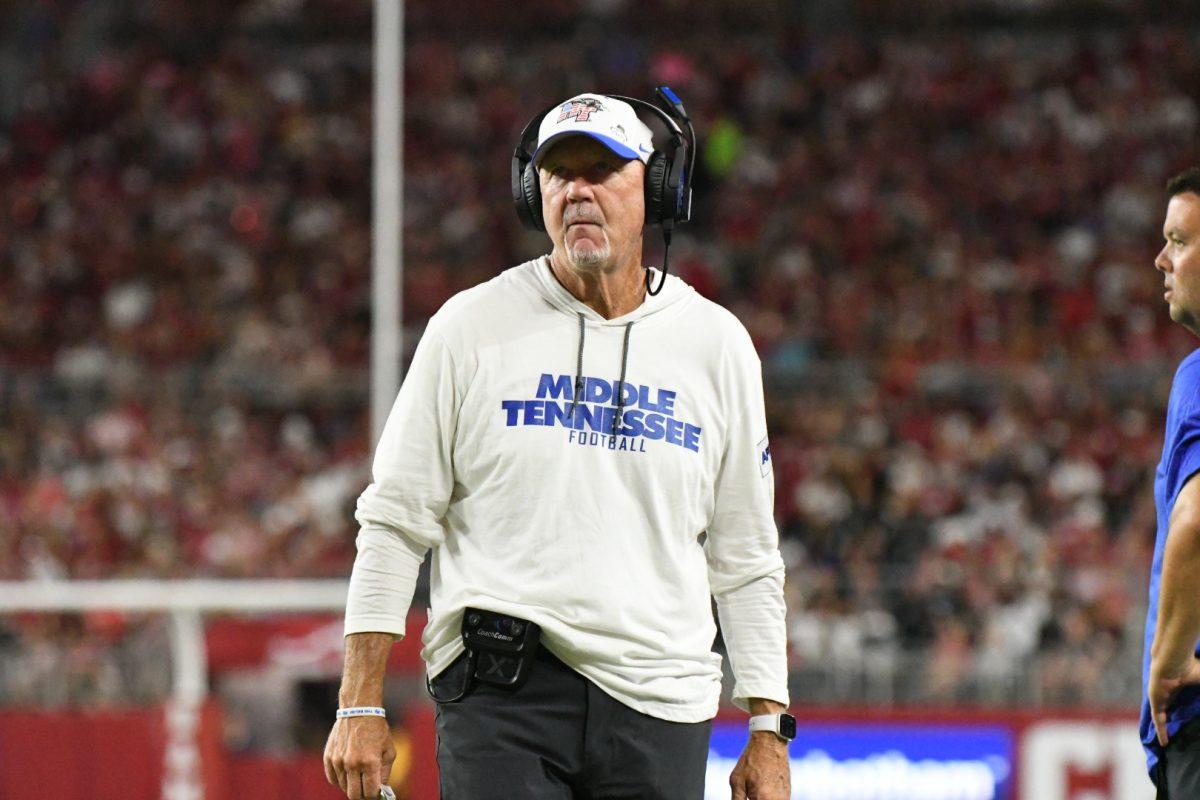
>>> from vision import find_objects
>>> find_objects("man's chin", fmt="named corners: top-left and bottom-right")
top-left (566, 230), bottom-right (605, 250)
top-left (1171, 304), bottom-right (1200, 337)
top-left (566, 244), bottom-right (611, 268)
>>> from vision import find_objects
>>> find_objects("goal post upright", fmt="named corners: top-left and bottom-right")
top-left (371, 0), bottom-right (405, 447)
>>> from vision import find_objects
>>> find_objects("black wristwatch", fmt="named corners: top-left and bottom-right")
top-left (748, 712), bottom-right (796, 742)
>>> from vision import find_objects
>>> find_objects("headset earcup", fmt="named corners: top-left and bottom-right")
top-left (523, 161), bottom-right (545, 232)
top-left (644, 152), bottom-right (669, 225)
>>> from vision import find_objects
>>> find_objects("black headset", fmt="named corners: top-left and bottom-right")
top-left (511, 87), bottom-right (696, 295)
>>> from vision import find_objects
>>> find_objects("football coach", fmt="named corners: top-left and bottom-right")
top-left (324, 88), bottom-right (793, 799)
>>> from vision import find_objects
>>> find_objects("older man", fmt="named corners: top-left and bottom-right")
top-left (324, 91), bottom-right (792, 800)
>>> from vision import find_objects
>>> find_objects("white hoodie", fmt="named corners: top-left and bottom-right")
top-left (345, 256), bottom-right (788, 722)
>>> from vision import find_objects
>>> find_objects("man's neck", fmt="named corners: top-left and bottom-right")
top-left (548, 249), bottom-right (647, 320)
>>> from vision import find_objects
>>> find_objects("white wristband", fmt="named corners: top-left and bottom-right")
top-left (336, 706), bottom-right (387, 719)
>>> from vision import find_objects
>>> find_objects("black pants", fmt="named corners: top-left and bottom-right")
top-left (1157, 718), bottom-right (1200, 799)
top-left (431, 646), bottom-right (712, 799)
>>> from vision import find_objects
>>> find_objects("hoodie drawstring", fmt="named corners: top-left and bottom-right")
top-left (569, 313), bottom-right (586, 417)
top-left (566, 312), bottom-right (635, 436)
top-left (612, 322), bottom-right (633, 434)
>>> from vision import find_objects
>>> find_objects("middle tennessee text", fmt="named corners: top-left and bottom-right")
top-left (500, 373), bottom-right (703, 453)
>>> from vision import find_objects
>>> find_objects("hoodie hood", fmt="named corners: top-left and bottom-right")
top-left (524, 255), bottom-right (693, 326)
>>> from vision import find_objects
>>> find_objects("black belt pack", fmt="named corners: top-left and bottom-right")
top-left (427, 607), bottom-right (542, 703)
top-left (461, 607), bottom-right (542, 689)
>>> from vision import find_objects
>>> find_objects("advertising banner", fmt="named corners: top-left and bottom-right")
top-left (0, 705), bottom-right (1155, 799)
top-left (707, 721), bottom-right (1014, 800)
top-left (705, 712), bottom-right (1152, 800)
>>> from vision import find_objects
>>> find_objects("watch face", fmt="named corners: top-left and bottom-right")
top-left (778, 713), bottom-right (797, 740)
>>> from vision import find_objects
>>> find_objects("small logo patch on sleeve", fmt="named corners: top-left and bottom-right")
top-left (757, 435), bottom-right (771, 477)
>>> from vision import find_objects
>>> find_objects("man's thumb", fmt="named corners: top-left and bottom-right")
top-left (730, 767), bottom-right (747, 799)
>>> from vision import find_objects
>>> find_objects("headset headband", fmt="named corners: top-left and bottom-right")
top-left (514, 91), bottom-right (693, 173)
top-left (511, 87), bottom-right (696, 296)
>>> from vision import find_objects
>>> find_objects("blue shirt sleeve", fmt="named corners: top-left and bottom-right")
top-left (1166, 356), bottom-right (1200, 508)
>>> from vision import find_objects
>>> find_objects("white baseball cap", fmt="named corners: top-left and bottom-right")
top-left (532, 93), bottom-right (655, 166)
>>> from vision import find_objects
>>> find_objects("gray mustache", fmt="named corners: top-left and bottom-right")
top-left (564, 211), bottom-right (603, 227)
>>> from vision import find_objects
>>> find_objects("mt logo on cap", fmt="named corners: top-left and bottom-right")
top-left (557, 97), bottom-right (604, 124)
top-left (533, 93), bottom-right (655, 166)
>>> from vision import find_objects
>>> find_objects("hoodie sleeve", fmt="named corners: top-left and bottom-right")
top-left (344, 327), bottom-right (459, 637)
top-left (705, 322), bottom-right (789, 710)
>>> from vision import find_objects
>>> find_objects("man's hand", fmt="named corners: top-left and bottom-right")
top-left (729, 732), bottom-right (790, 800)
top-left (324, 716), bottom-right (396, 800)
top-left (1149, 654), bottom-right (1200, 747)
top-left (328, 633), bottom-right (396, 798)
top-left (1149, 478), bottom-right (1200, 748)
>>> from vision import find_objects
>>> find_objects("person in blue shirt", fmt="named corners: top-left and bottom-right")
top-left (1143, 166), bottom-right (1200, 798)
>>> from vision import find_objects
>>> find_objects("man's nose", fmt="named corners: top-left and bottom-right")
top-left (1156, 246), bottom-right (1171, 273)
top-left (565, 176), bottom-right (597, 201)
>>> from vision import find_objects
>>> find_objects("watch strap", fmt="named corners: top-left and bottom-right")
top-left (749, 714), bottom-right (781, 734)
top-left (748, 712), bottom-right (795, 741)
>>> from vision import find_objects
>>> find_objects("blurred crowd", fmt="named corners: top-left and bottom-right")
top-left (2, 0), bottom-right (1198, 707)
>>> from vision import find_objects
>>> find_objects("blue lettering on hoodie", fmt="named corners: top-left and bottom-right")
top-left (502, 373), bottom-right (702, 454)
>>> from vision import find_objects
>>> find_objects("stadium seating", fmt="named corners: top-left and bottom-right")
top-left (2, 0), bottom-right (1196, 710)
